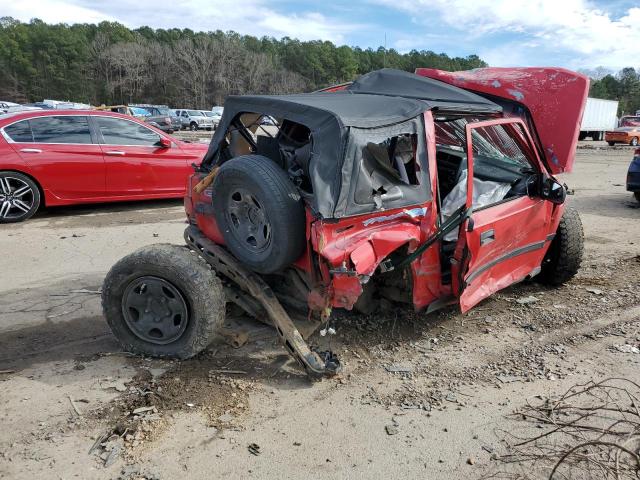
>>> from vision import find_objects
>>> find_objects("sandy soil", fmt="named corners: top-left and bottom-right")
top-left (0, 143), bottom-right (639, 480)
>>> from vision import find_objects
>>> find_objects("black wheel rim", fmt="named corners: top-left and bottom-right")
top-left (225, 187), bottom-right (271, 252)
top-left (121, 276), bottom-right (189, 345)
top-left (0, 176), bottom-right (35, 220)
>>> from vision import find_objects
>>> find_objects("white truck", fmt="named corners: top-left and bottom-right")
top-left (579, 97), bottom-right (618, 141)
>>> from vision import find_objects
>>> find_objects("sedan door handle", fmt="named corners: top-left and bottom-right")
top-left (20, 148), bottom-right (41, 154)
top-left (480, 229), bottom-right (495, 246)
top-left (105, 151), bottom-right (126, 156)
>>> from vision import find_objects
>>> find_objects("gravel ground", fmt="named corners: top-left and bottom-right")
top-left (0, 142), bottom-right (638, 480)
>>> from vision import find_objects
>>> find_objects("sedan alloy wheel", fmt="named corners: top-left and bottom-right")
top-left (0, 172), bottom-right (40, 223)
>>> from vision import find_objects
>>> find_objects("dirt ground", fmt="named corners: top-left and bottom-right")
top-left (0, 142), bottom-right (639, 480)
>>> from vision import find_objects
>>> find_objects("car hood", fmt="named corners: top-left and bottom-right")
top-left (415, 67), bottom-right (589, 175)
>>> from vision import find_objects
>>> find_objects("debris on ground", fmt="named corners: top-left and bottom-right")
top-left (515, 295), bottom-right (538, 305)
top-left (385, 425), bottom-right (399, 435)
top-left (248, 443), bottom-right (261, 455)
top-left (611, 343), bottom-right (640, 354)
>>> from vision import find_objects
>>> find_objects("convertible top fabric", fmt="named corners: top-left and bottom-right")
top-left (201, 69), bottom-right (502, 218)
top-left (346, 69), bottom-right (501, 113)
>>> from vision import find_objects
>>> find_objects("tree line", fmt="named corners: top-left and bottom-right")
top-left (589, 67), bottom-right (640, 116)
top-left (0, 17), bottom-right (487, 108)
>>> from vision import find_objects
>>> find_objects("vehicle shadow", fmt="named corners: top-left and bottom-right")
top-left (35, 198), bottom-right (184, 220)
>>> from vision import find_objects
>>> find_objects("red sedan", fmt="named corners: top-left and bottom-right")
top-left (0, 110), bottom-right (208, 222)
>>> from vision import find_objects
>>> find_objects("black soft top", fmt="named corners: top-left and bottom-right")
top-left (202, 69), bottom-right (501, 218)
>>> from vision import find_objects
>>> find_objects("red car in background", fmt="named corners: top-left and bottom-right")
top-left (0, 110), bottom-right (208, 223)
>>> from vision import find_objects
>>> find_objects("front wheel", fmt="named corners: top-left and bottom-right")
top-left (634, 192), bottom-right (640, 203)
top-left (607, 141), bottom-right (615, 146)
top-left (0, 171), bottom-right (40, 223)
top-left (190, 122), bottom-right (198, 131)
top-left (537, 207), bottom-right (584, 286)
top-left (102, 244), bottom-right (225, 359)
top-left (631, 137), bottom-right (639, 146)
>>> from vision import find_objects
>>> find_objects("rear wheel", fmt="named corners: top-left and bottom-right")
top-left (0, 171), bottom-right (40, 223)
top-left (537, 207), bottom-right (584, 286)
top-left (634, 192), bottom-right (640, 203)
top-left (607, 141), bottom-right (615, 146)
top-left (102, 244), bottom-right (225, 359)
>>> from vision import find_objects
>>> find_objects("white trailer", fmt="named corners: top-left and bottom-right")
top-left (579, 97), bottom-right (618, 141)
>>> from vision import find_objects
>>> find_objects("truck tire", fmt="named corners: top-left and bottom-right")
top-left (102, 244), bottom-right (225, 359)
top-left (212, 155), bottom-right (306, 274)
top-left (537, 207), bottom-right (583, 286)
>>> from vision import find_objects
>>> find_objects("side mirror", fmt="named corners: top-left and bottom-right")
top-left (540, 175), bottom-right (566, 204)
top-left (159, 137), bottom-right (172, 148)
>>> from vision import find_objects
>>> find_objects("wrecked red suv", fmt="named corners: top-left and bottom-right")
top-left (102, 68), bottom-right (588, 379)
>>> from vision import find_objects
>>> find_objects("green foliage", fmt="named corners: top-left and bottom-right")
top-left (0, 17), bottom-right (487, 107)
top-left (589, 68), bottom-right (640, 116)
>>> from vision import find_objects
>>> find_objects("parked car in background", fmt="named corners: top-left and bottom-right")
top-left (131, 104), bottom-right (180, 133)
top-left (4, 105), bottom-right (42, 114)
top-left (96, 105), bottom-right (176, 133)
top-left (200, 111), bottom-right (220, 128)
top-left (620, 115), bottom-right (640, 127)
top-left (0, 110), bottom-right (207, 222)
top-left (627, 148), bottom-right (640, 203)
top-left (0, 101), bottom-right (19, 113)
top-left (210, 106), bottom-right (223, 124)
top-left (605, 126), bottom-right (640, 146)
top-left (174, 109), bottom-right (213, 131)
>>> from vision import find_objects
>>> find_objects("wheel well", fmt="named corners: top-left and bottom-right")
top-left (0, 169), bottom-right (45, 208)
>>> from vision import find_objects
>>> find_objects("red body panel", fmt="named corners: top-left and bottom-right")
top-left (450, 117), bottom-right (560, 311)
top-left (0, 110), bottom-right (207, 207)
top-left (415, 67), bottom-right (589, 175)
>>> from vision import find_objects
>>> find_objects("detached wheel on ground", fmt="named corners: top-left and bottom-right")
top-left (0, 171), bottom-right (40, 223)
top-left (537, 206), bottom-right (584, 286)
top-left (102, 244), bottom-right (225, 359)
top-left (212, 154), bottom-right (306, 274)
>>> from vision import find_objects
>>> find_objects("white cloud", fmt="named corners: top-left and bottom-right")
top-left (374, 0), bottom-right (640, 68)
top-left (2, 0), bottom-right (363, 44)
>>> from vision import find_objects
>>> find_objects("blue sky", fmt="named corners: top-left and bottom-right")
top-left (4, 0), bottom-right (639, 70)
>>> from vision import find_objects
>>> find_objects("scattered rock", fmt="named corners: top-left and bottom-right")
top-left (218, 413), bottom-right (235, 423)
top-left (467, 457), bottom-right (476, 465)
top-left (248, 443), bottom-right (261, 455)
top-left (385, 425), bottom-right (399, 435)
top-left (385, 364), bottom-right (413, 374)
top-left (612, 344), bottom-right (640, 354)
top-left (516, 296), bottom-right (539, 305)
top-left (585, 287), bottom-right (603, 295)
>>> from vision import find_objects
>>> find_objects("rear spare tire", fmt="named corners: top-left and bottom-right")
top-left (537, 207), bottom-right (584, 286)
top-left (212, 154), bottom-right (306, 274)
top-left (102, 244), bottom-right (225, 359)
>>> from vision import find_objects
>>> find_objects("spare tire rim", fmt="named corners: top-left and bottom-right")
top-left (0, 176), bottom-right (35, 220)
top-left (122, 276), bottom-right (189, 345)
top-left (226, 187), bottom-right (272, 252)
